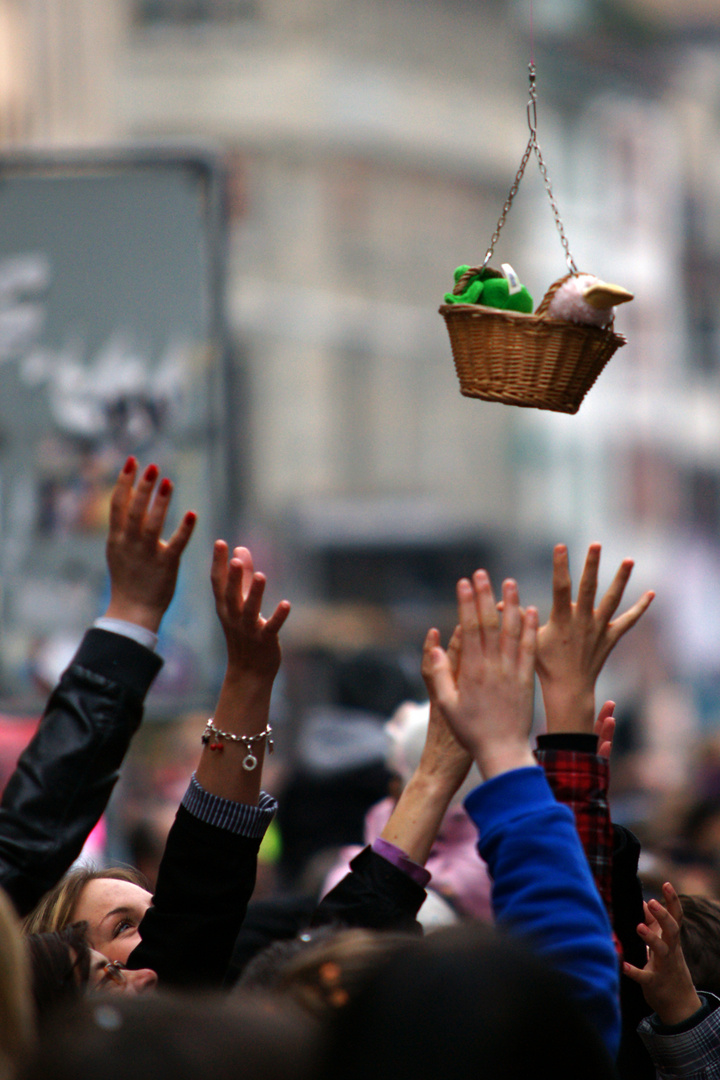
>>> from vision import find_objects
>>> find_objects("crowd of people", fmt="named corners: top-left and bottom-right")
top-left (0, 456), bottom-right (717, 1080)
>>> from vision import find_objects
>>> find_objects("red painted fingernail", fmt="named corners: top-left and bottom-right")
top-left (123, 456), bottom-right (136, 474)
top-left (186, 511), bottom-right (197, 524)
top-left (159, 477), bottom-right (171, 496)
top-left (144, 464), bottom-right (159, 482)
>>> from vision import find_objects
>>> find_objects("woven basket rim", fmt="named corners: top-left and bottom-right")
top-left (438, 302), bottom-right (627, 345)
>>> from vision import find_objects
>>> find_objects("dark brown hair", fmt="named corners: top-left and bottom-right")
top-left (678, 893), bottom-right (720, 997)
top-left (270, 927), bottom-right (414, 1017)
top-left (23, 991), bottom-right (322, 1080)
top-left (26, 923), bottom-right (92, 1021)
top-left (321, 922), bottom-right (617, 1080)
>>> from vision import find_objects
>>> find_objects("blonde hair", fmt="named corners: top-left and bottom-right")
top-left (22, 866), bottom-right (150, 938)
top-left (0, 886), bottom-right (33, 1079)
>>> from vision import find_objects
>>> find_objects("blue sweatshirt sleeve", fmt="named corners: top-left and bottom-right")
top-left (465, 766), bottom-right (620, 1059)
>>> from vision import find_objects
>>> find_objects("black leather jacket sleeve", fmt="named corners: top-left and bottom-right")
top-left (0, 628), bottom-right (161, 916)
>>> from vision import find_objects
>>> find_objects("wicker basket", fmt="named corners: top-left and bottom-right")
top-left (440, 273), bottom-right (626, 415)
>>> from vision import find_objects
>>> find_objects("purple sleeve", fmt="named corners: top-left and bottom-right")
top-left (371, 838), bottom-right (432, 888)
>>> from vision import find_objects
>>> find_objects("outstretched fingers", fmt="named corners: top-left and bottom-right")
top-left (143, 476), bottom-right (173, 539)
top-left (596, 557), bottom-right (635, 625)
top-left (519, 605), bottom-right (539, 684)
top-left (108, 458), bottom-right (196, 570)
top-left (622, 906), bottom-right (670, 987)
top-left (264, 599), bottom-right (292, 636)
top-left (594, 700), bottom-right (616, 758)
top-left (423, 626), bottom-right (461, 700)
top-left (550, 544), bottom-right (573, 622)
top-left (446, 624), bottom-right (462, 676)
top-left (234, 567), bottom-right (288, 632)
top-left (230, 546), bottom-right (255, 600)
top-left (607, 588), bottom-right (656, 643)
top-left (213, 540), bottom-right (290, 636)
top-left (211, 540), bottom-right (230, 605)
top-left (125, 462), bottom-right (160, 536)
top-left (456, 578), bottom-right (483, 667)
top-left (108, 456), bottom-right (137, 537)
top-left (422, 627), bottom-right (442, 693)
top-left (634, 900), bottom-right (675, 963)
top-left (575, 543), bottom-right (601, 618)
top-left (662, 881), bottom-right (684, 927)
top-left (458, 572), bottom-right (535, 673)
top-left (595, 699), bottom-right (615, 728)
top-left (427, 643), bottom-right (458, 719)
top-left (499, 579), bottom-right (522, 660)
top-left (225, 559), bottom-right (265, 624)
top-left (166, 510), bottom-right (197, 558)
top-left (474, 570), bottom-right (501, 652)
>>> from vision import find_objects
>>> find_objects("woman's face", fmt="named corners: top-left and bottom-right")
top-left (72, 878), bottom-right (153, 964)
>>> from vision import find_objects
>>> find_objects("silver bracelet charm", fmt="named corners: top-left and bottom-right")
top-left (201, 719), bottom-right (274, 771)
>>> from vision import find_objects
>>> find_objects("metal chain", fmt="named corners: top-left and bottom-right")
top-left (482, 63), bottom-right (578, 275)
top-left (532, 124), bottom-right (578, 275)
top-left (481, 128), bottom-right (536, 269)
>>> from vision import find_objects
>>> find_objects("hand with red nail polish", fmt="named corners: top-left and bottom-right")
top-left (103, 459), bottom-right (196, 632)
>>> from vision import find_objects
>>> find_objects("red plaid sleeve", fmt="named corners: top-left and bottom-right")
top-left (534, 748), bottom-right (615, 932)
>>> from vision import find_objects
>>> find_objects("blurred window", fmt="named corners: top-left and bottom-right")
top-left (685, 241), bottom-right (720, 375)
top-left (689, 466), bottom-right (720, 536)
top-left (134, 0), bottom-right (259, 25)
top-left (625, 446), bottom-right (682, 527)
top-left (0, 152), bottom-right (230, 707)
top-left (320, 542), bottom-right (496, 606)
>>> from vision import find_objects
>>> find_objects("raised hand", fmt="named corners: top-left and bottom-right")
top-left (428, 572), bottom-right (538, 779)
top-left (378, 626), bottom-right (473, 866)
top-left (196, 543), bottom-right (291, 803)
top-left (419, 626), bottom-right (473, 791)
top-left (623, 883), bottom-right (703, 1026)
top-left (594, 700), bottom-right (616, 760)
top-left (210, 541), bottom-right (291, 683)
top-left (104, 457), bottom-right (197, 632)
top-left (537, 544), bottom-right (654, 734)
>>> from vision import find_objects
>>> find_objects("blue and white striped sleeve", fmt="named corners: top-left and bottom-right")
top-left (181, 774), bottom-right (277, 840)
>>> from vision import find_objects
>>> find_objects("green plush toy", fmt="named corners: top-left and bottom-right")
top-left (444, 263), bottom-right (533, 313)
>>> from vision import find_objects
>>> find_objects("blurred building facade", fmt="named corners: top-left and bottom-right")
top-left (3, 0), bottom-right (720, 743)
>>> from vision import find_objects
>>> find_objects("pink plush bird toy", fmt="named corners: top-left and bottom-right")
top-left (546, 273), bottom-right (634, 328)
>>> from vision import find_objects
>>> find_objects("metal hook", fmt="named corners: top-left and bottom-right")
top-left (527, 99), bottom-right (537, 137)
top-left (527, 63), bottom-right (538, 137)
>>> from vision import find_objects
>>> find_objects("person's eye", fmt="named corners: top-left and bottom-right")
top-left (112, 919), bottom-right (135, 938)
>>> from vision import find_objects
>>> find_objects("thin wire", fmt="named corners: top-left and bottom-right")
top-left (529, 0), bottom-right (534, 66)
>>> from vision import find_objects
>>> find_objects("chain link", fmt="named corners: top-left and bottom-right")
top-left (482, 129), bottom-right (535, 269)
top-left (482, 63), bottom-right (578, 276)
